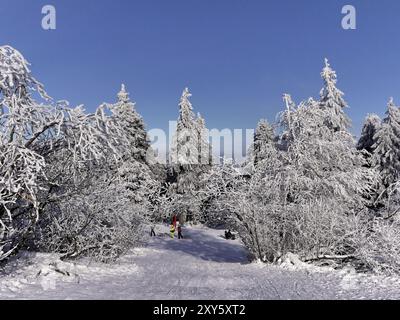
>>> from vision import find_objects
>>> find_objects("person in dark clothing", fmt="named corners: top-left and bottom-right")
top-left (225, 230), bottom-right (232, 240)
top-left (178, 225), bottom-right (183, 239)
top-left (150, 225), bottom-right (156, 237)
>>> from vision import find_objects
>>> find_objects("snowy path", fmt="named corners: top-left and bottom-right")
top-left (1, 225), bottom-right (400, 300)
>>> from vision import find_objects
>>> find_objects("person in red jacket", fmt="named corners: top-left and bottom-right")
top-left (172, 214), bottom-right (177, 229)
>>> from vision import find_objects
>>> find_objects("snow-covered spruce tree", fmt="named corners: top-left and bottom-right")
top-left (357, 114), bottom-right (381, 154)
top-left (251, 119), bottom-right (275, 166)
top-left (170, 88), bottom-right (203, 170)
top-left (112, 84), bottom-right (150, 163)
top-left (112, 85), bottom-right (166, 183)
top-left (110, 85), bottom-right (162, 222)
top-left (319, 58), bottom-right (351, 132)
top-left (0, 45), bottom-right (131, 261)
top-left (372, 98), bottom-right (400, 187)
top-left (169, 88), bottom-right (211, 223)
top-left (196, 112), bottom-right (212, 166)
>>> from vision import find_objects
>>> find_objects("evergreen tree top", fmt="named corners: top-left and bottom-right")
top-left (388, 97), bottom-right (395, 108)
top-left (321, 58), bottom-right (336, 83)
top-left (319, 59), bottom-right (350, 131)
top-left (118, 83), bottom-right (130, 103)
top-left (179, 87), bottom-right (193, 109)
top-left (283, 93), bottom-right (296, 111)
top-left (256, 119), bottom-right (272, 131)
top-left (320, 58), bottom-right (346, 106)
top-left (254, 119), bottom-right (274, 145)
top-left (357, 113), bottom-right (381, 152)
top-left (178, 87), bottom-right (195, 127)
top-left (384, 98), bottom-right (400, 127)
top-left (197, 112), bottom-right (206, 128)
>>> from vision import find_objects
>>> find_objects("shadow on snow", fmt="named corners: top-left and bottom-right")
top-left (149, 228), bottom-right (250, 264)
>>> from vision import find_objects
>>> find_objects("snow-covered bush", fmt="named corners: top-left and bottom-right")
top-left (356, 217), bottom-right (400, 275)
top-left (35, 86), bottom-right (160, 261)
top-left (36, 160), bottom-right (159, 262)
top-left (197, 158), bottom-right (244, 227)
top-left (36, 170), bottom-right (148, 262)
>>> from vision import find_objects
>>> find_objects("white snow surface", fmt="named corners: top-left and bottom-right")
top-left (1, 225), bottom-right (400, 300)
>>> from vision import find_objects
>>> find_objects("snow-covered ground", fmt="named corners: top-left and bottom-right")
top-left (1, 225), bottom-right (400, 300)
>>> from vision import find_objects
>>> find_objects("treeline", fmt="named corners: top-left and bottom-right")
top-left (1, 46), bottom-right (400, 275)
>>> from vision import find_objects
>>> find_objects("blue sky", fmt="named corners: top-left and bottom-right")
top-left (1, 0), bottom-right (399, 135)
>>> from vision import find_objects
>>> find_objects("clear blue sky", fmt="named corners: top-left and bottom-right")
top-left (1, 0), bottom-right (399, 135)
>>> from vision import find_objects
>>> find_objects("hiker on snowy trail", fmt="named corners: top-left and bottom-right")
top-left (178, 225), bottom-right (183, 239)
top-left (150, 225), bottom-right (156, 237)
top-left (170, 224), bottom-right (175, 239)
top-left (225, 230), bottom-right (235, 240)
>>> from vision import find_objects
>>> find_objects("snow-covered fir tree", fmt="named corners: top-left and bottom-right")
top-left (319, 58), bottom-right (351, 132)
top-left (112, 84), bottom-right (150, 163)
top-left (169, 88), bottom-right (211, 222)
top-left (170, 88), bottom-right (209, 166)
top-left (252, 119), bottom-right (275, 165)
top-left (170, 88), bottom-right (211, 178)
top-left (112, 85), bottom-right (161, 219)
top-left (196, 112), bottom-right (212, 165)
top-left (357, 114), bottom-right (381, 154)
top-left (373, 98), bottom-right (400, 186)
